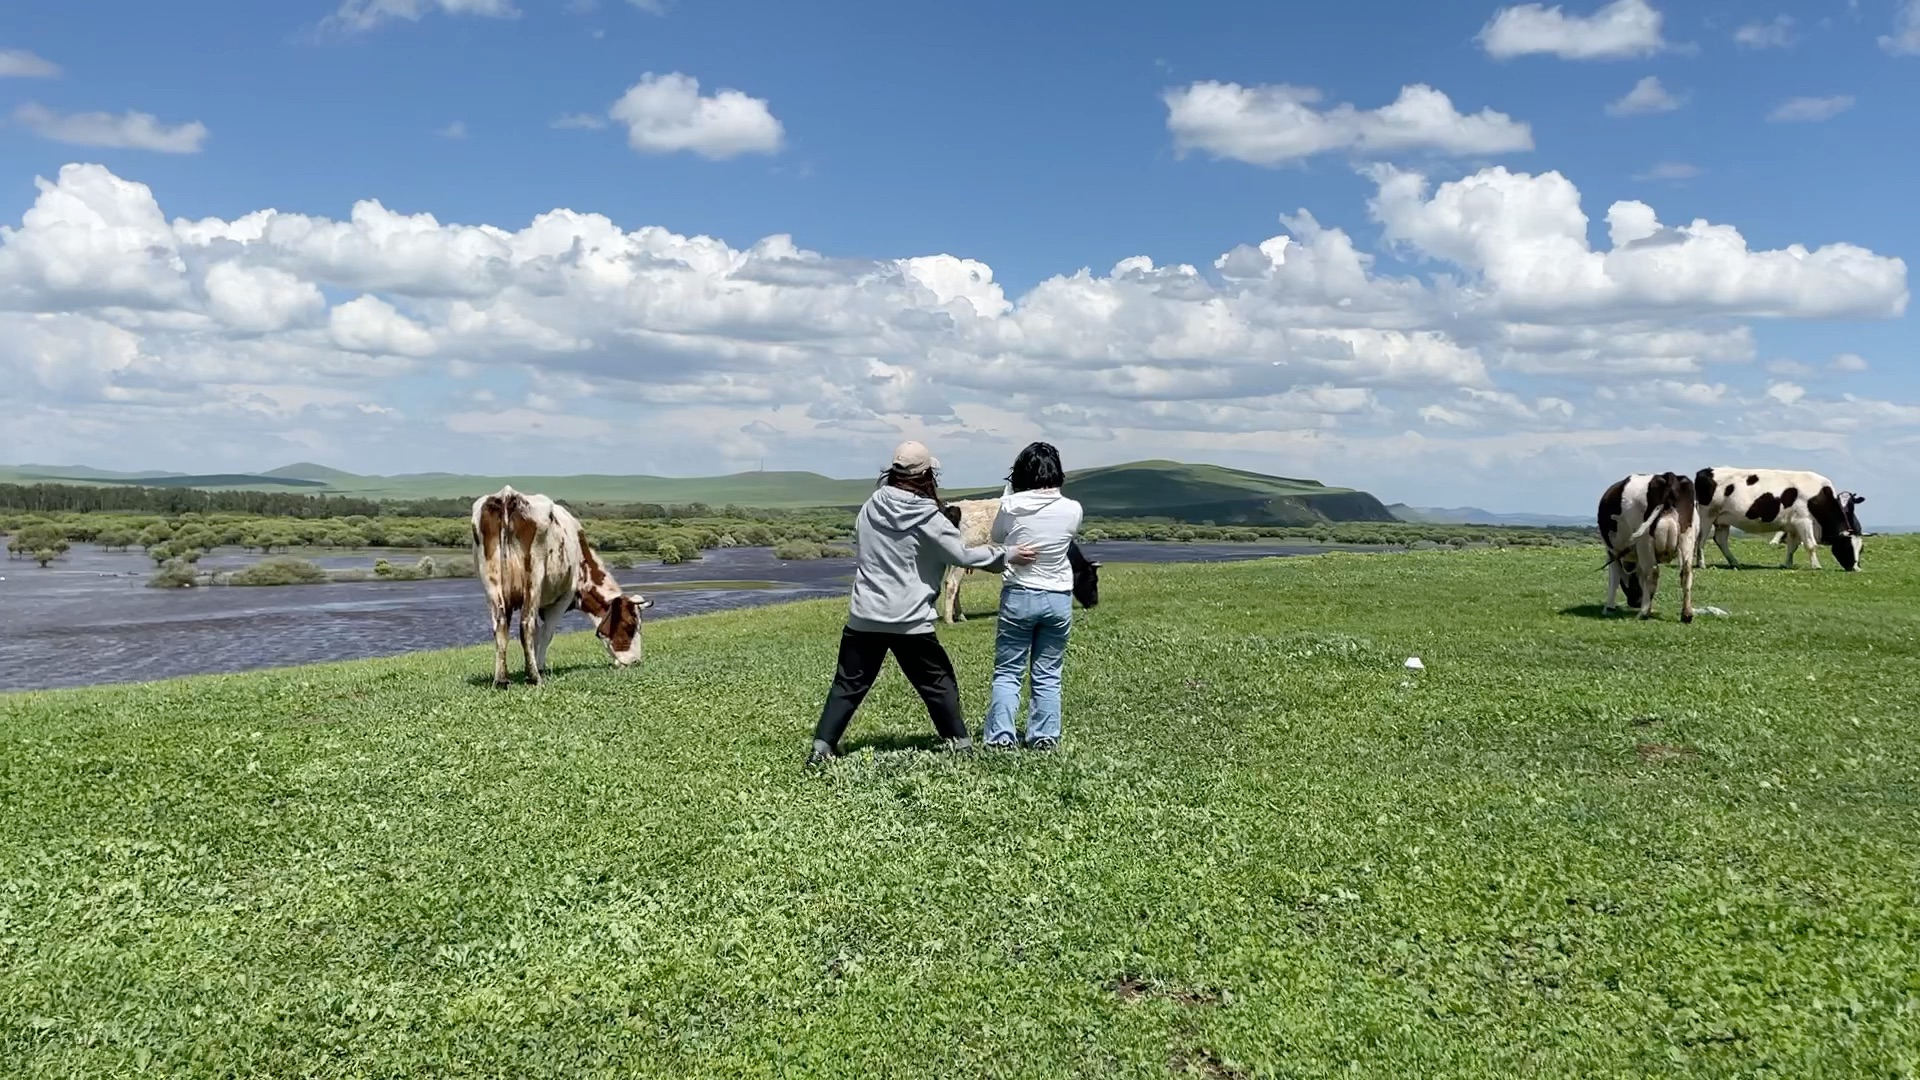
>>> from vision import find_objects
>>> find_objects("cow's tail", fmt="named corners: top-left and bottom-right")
top-left (495, 497), bottom-right (513, 610)
top-left (487, 485), bottom-right (532, 614)
top-left (1597, 505), bottom-right (1665, 572)
top-left (1597, 503), bottom-right (1673, 572)
top-left (1628, 504), bottom-right (1669, 546)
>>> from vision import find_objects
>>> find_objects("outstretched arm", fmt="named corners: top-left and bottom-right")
top-left (924, 510), bottom-right (1033, 570)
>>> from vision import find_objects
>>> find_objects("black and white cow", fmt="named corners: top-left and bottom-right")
top-left (1692, 467), bottom-right (1865, 571)
top-left (1599, 471), bottom-right (1701, 622)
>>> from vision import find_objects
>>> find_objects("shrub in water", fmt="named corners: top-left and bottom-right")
top-left (231, 556), bottom-right (329, 587)
top-left (774, 540), bottom-right (823, 561)
top-left (148, 560), bottom-right (199, 589)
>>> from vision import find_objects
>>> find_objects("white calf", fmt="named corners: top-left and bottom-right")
top-left (936, 497), bottom-right (999, 623)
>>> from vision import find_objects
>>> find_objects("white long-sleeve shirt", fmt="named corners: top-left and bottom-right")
top-left (990, 485), bottom-right (1083, 592)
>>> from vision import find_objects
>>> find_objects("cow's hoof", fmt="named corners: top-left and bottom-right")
top-left (1681, 612), bottom-right (1694, 624)
top-left (492, 679), bottom-right (509, 690)
top-left (1638, 613), bottom-right (1652, 621)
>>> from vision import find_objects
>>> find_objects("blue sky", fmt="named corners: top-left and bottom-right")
top-left (1, 0), bottom-right (1917, 517)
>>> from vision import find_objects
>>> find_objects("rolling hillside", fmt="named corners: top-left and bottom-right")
top-left (3, 459), bottom-right (1397, 524)
top-left (966, 460), bottom-right (1397, 525)
top-left (1388, 503), bottom-right (1590, 528)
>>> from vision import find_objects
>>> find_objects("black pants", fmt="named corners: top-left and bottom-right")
top-left (813, 627), bottom-right (967, 749)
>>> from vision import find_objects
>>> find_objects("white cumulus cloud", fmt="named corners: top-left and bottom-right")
top-left (0, 49), bottom-right (61, 78)
top-left (1163, 82), bottom-right (1532, 166)
top-left (1367, 163), bottom-right (1907, 320)
top-left (1882, 0), bottom-right (1920, 55)
top-left (609, 72), bottom-right (784, 159)
top-left (1632, 162), bottom-right (1702, 182)
top-left (1734, 15), bottom-right (1796, 48)
top-left (329, 0), bottom-right (518, 32)
top-left (0, 159), bottom-right (1911, 516)
top-left (1768, 95), bottom-right (1855, 123)
top-left (1479, 0), bottom-right (1671, 60)
top-left (1606, 76), bottom-right (1683, 116)
top-left (11, 104), bottom-right (208, 153)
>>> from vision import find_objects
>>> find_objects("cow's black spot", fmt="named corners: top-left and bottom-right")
top-left (1597, 476), bottom-right (1628, 544)
top-left (1645, 473), bottom-right (1673, 516)
top-left (1780, 486), bottom-right (1799, 508)
top-left (1695, 468), bottom-right (1716, 504)
top-left (1746, 474), bottom-right (1760, 485)
top-left (1724, 484), bottom-right (1734, 497)
top-left (1808, 486), bottom-right (1850, 546)
top-left (1745, 493), bottom-right (1782, 522)
top-left (1644, 472), bottom-right (1696, 535)
top-left (940, 505), bottom-right (962, 528)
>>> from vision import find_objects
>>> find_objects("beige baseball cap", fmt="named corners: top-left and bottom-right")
top-left (890, 440), bottom-right (940, 476)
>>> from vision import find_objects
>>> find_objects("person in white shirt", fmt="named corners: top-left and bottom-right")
top-left (982, 441), bottom-right (1085, 750)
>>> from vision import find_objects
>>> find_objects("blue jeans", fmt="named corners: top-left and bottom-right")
top-left (983, 585), bottom-right (1073, 745)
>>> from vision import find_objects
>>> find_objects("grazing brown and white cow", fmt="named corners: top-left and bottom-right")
top-left (1691, 467), bottom-right (1865, 571)
top-left (936, 498), bottom-right (1101, 623)
top-left (1599, 471), bottom-right (1701, 622)
top-left (471, 485), bottom-right (653, 687)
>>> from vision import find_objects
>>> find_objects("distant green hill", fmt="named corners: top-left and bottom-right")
top-left (0, 464), bottom-right (187, 482)
top-left (0, 459), bottom-right (1397, 524)
top-left (1388, 503), bottom-right (1589, 528)
top-left (948, 460), bottom-right (1395, 525)
top-left (262, 462), bottom-right (362, 483)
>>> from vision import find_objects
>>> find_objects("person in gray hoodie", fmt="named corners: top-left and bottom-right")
top-left (807, 441), bottom-right (1035, 766)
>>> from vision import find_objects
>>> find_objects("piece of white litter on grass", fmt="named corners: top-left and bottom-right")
top-left (1700, 606), bottom-right (1730, 617)
top-left (1404, 657), bottom-right (1424, 670)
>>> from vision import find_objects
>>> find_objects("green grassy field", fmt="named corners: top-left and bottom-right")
top-left (3, 539), bottom-right (1917, 1077)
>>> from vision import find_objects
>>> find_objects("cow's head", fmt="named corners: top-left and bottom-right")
top-left (592, 592), bottom-right (653, 667)
top-left (1811, 487), bottom-right (1865, 571)
top-left (1068, 541), bottom-right (1100, 609)
top-left (1838, 491), bottom-right (1866, 569)
top-left (940, 504), bottom-right (962, 528)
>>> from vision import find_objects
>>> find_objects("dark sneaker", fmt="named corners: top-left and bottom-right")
top-left (1028, 737), bottom-right (1059, 752)
top-left (984, 737), bottom-right (1017, 750)
top-left (805, 741), bottom-right (838, 768)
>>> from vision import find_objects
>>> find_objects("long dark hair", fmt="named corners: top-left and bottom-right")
top-left (878, 465), bottom-right (943, 507)
top-left (1007, 441), bottom-right (1064, 493)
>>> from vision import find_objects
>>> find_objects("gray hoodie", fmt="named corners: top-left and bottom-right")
top-left (845, 485), bottom-right (1010, 634)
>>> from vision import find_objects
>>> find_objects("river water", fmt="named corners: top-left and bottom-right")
top-left (0, 541), bottom-right (1365, 693)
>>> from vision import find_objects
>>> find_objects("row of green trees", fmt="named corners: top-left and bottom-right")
top-left (0, 507), bottom-right (861, 569)
top-left (0, 481), bottom-right (858, 524)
